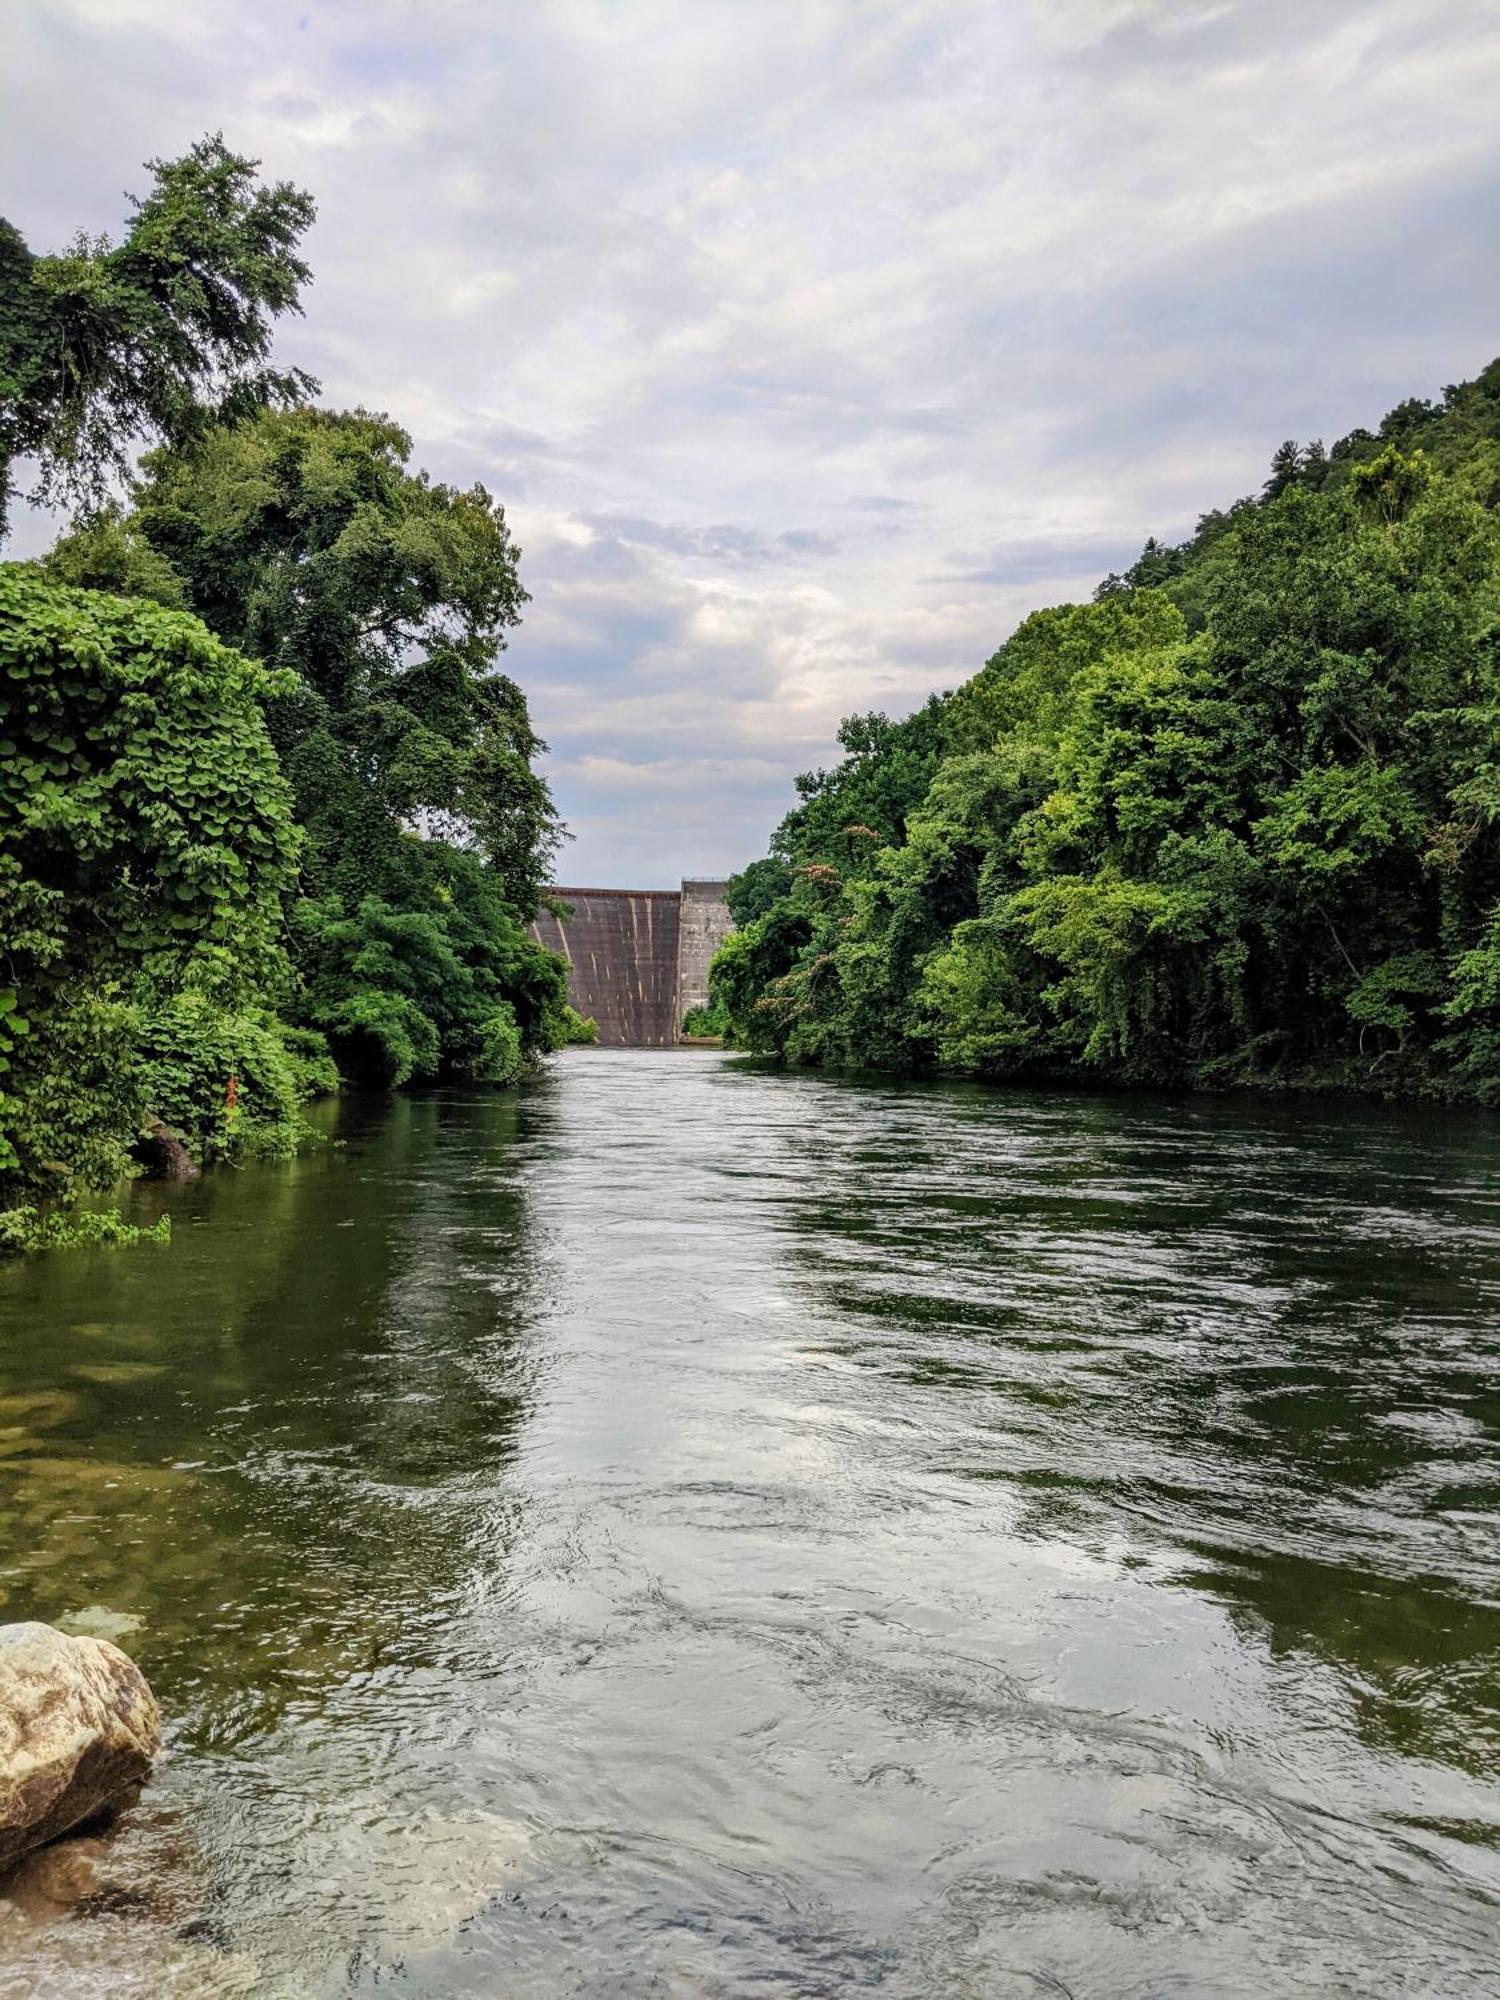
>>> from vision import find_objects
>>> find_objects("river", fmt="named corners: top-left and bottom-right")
top-left (0, 1050), bottom-right (1497, 1997)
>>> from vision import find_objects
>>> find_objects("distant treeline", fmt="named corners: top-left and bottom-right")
top-left (1, 138), bottom-right (588, 1247)
top-left (713, 362), bottom-right (1500, 1100)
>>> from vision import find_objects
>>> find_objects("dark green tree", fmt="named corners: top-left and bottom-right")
top-left (49, 405), bottom-right (570, 1086)
top-left (0, 564), bottom-right (308, 1199)
top-left (715, 362), bottom-right (1500, 1103)
top-left (0, 136), bottom-right (316, 539)
top-left (114, 406), bottom-right (556, 908)
top-left (1263, 439), bottom-right (1304, 500)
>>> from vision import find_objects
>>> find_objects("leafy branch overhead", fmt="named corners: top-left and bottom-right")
top-left (0, 134), bottom-right (317, 537)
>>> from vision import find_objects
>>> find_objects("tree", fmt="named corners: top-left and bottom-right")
top-left (0, 135), bottom-right (316, 539)
top-left (110, 406), bottom-right (558, 907)
top-left (715, 360), bottom-right (1500, 1102)
top-left (725, 857), bottom-right (793, 926)
top-left (48, 405), bottom-right (571, 1085)
top-left (1263, 439), bottom-right (1304, 500)
top-left (774, 700), bottom-right (949, 871)
top-left (0, 564), bottom-right (305, 1195)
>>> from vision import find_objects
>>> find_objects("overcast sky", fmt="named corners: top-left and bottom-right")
top-left (6, 1), bottom-right (1499, 885)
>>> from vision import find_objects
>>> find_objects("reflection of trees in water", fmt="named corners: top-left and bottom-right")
top-left (1182, 1547), bottom-right (1500, 1779)
top-left (0, 1091), bottom-right (545, 1739)
top-left (774, 1076), bottom-right (1500, 1773)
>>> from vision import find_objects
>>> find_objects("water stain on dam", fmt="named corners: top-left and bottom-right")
top-left (530, 880), bottom-right (733, 1045)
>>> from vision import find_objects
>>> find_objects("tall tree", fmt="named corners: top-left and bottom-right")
top-left (49, 406), bottom-right (570, 1085)
top-left (112, 405), bottom-right (560, 912)
top-left (0, 135), bottom-right (316, 539)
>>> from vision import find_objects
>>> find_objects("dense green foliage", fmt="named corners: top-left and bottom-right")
top-left (0, 1202), bottom-right (171, 1255)
top-left (0, 135), bottom-right (316, 538)
top-left (556, 1005), bottom-right (600, 1047)
top-left (716, 362), bottom-right (1500, 1101)
top-left (680, 998), bottom-right (730, 1039)
top-left (51, 406), bottom-right (570, 1088)
top-left (0, 564), bottom-right (315, 1196)
top-left (1, 140), bottom-right (573, 1244)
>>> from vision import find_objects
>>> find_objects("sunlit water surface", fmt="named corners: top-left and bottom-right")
top-left (1, 1051), bottom-right (1498, 1997)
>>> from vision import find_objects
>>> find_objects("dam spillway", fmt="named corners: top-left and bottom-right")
top-left (530, 880), bottom-right (734, 1046)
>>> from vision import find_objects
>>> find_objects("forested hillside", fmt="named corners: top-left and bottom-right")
top-left (715, 363), bottom-right (1500, 1099)
top-left (0, 139), bottom-right (581, 1246)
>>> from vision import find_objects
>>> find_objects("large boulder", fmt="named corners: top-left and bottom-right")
top-left (0, 1623), bottom-right (160, 1873)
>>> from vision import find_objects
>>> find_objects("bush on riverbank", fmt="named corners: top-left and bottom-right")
top-left (0, 565), bottom-right (323, 1208)
top-left (681, 998), bottom-right (730, 1039)
top-left (0, 1206), bottom-right (171, 1256)
top-left (556, 1007), bottom-right (600, 1046)
top-left (714, 363), bottom-right (1500, 1101)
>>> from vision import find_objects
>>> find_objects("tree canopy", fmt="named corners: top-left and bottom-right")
top-left (714, 360), bottom-right (1500, 1103)
top-left (0, 135), bottom-right (316, 539)
top-left (48, 405), bottom-right (569, 1089)
top-left (1, 138), bottom-right (579, 1240)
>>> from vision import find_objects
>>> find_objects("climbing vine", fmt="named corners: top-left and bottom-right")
top-left (0, 564), bottom-right (307, 1200)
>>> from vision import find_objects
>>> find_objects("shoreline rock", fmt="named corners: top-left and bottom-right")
top-left (0, 1623), bottom-right (160, 1874)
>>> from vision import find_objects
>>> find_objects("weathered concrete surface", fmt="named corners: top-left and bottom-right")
top-left (0, 1623), bottom-right (160, 1873)
top-left (532, 890), bottom-right (683, 1046)
top-left (532, 879), bottom-right (736, 1046)
top-left (675, 879), bottom-right (735, 1022)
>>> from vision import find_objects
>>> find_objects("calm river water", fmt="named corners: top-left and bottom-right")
top-left (0, 1050), bottom-right (1498, 1997)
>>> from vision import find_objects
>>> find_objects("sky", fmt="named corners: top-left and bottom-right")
top-left (5, 1), bottom-right (1500, 887)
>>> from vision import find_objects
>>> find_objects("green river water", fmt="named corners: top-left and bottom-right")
top-left (0, 1049), bottom-right (1497, 1997)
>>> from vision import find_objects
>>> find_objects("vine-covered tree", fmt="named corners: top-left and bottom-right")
top-left (0, 564), bottom-right (317, 1201)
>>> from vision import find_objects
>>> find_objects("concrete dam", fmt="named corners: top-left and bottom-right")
top-left (530, 879), bottom-right (735, 1046)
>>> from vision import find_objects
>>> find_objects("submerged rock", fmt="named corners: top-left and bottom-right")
top-left (55, 1608), bottom-right (146, 1646)
top-left (0, 1624), bottom-right (160, 1873)
top-left (0, 1809), bottom-right (263, 2000)
top-left (2, 1833), bottom-right (113, 1922)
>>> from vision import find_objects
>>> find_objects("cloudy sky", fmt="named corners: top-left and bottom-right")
top-left (5, 1), bottom-right (1499, 885)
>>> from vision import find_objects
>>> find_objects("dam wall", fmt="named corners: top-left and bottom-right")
top-left (531, 880), bottom-right (734, 1047)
